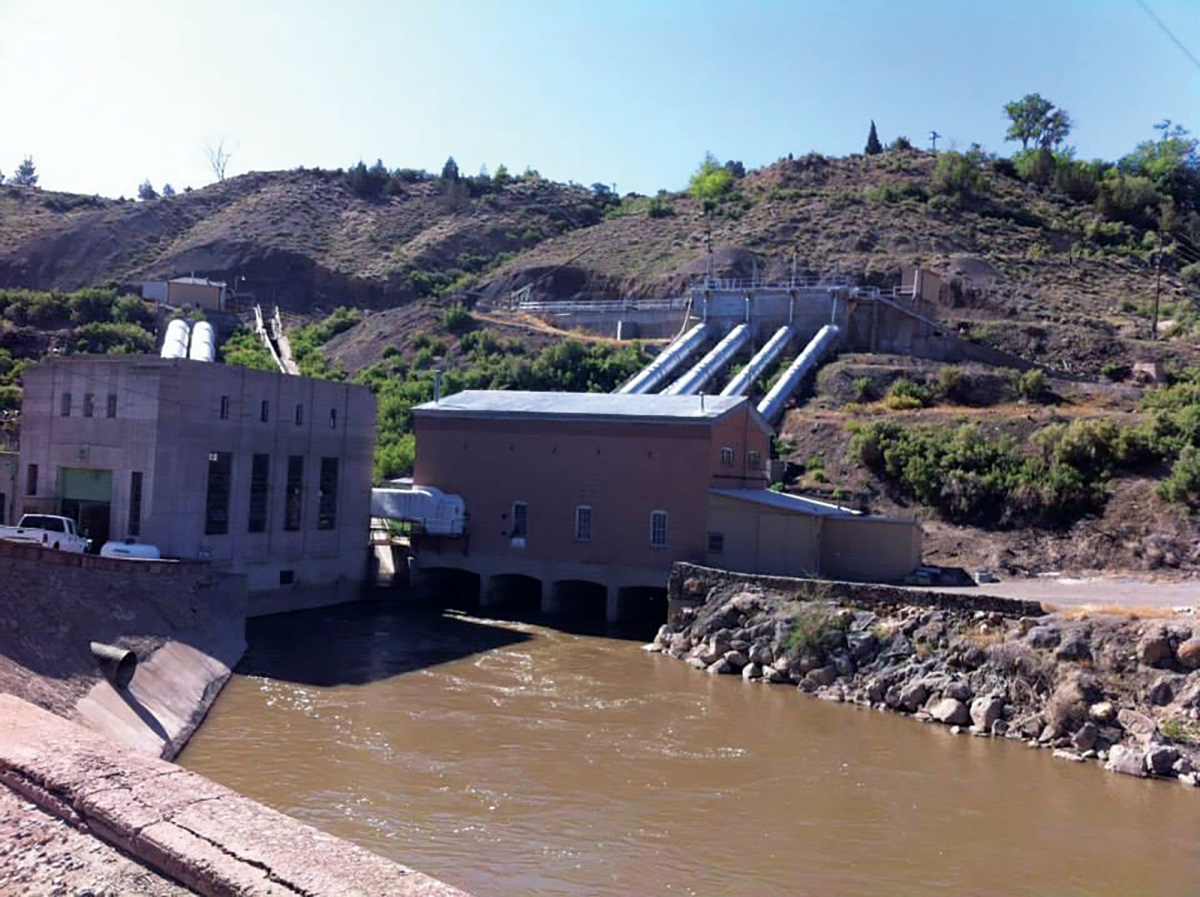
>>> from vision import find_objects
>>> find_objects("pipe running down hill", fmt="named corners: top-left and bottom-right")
top-left (756, 324), bottom-right (841, 424)
top-left (615, 322), bottom-right (714, 395)
top-left (719, 325), bottom-right (794, 397)
top-left (662, 323), bottom-right (752, 396)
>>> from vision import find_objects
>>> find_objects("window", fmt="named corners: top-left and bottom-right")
top-left (128, 472), bottom-right (143, 537)
top-left (260, 400), bottom-right (270, 423)
top-left (219, 395), bottom-right (230, 420)
top-left (329, 408), bottom-right (338, 429)
top-left (650, 510), bottom-right (669, 549)
top-left (106, 393), bottom-right (117, 418)
top-left (708, 531), bottom-right (724, 553)
top-left (510, 501), bottom-right (528, 539)
top-left (720, 446), bottom-right (735, 465)
top-left (83, 393), bottom-right (95, 418)
top-left (248, 454), bottom-right (270, 533)
top-left (25, 464), bottom-right (38, 496)
top-left (317, 457), bottom-right (338, 530)
top-left (284, 456), bottom-right (304, 531)
top-left (279, 570), bottom-right (294, 585)
top-left (574, 505), bottom-right (592, 542)
top-left (204, 451), bottom-right (233, 535)
top-left (60, 392), bottom-right (71, 417)
top-left (294, 403), bottom-right (304, 426)
top-left (748, 450), bottom-right (761, 470)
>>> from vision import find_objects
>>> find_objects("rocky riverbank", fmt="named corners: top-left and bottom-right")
top-left (650, 571), bottom-right (1200, 786)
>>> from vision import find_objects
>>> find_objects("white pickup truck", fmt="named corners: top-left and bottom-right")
top-left (0, 514), bottom-right (90, 552)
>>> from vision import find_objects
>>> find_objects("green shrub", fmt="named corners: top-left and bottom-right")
top-left (884, 378), bottom-right (929, 410)
top-left (931, 150), bottom-right (991, 200)
top-left (442, 304), bottom-right (474, 335)
top-left (784, 603), bottom-right (847, 656)
top-left (851, 376), bottom-right (875, 402)
top-left (1180, 262), bottom-right (1200, 285)
top-left (1095, 175), bottom-right (1161, 230)
top-left (1100, 361), bottom-right (1127, 381)
top-left (938, 366), bottom-right (971, 403)
top-left (1158, 446), bottom-right (1200, 510)
top-left (221, 328), bottom-right (278, 371)
top-left (1015, 369), bottom-right (1048, 402)
top-left (72, 321), bottom-right (154, 355)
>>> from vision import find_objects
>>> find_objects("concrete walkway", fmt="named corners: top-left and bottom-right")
top-left (926, 577), bottom-right (1200, 612)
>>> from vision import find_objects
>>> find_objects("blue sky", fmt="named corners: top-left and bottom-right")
top-left (2, 0), bottom-right (1197, 198)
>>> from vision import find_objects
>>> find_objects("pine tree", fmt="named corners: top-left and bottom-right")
top-left (12, 156), bottom-right (38, 187)
top-left (865, 121), bottom-right (883, 155)
top-left (441, 156), bottom-right (459, 182)
top-left (138, 179), bottom-right (158, 200)
top-left (162, 183), bottom-right (176, 197)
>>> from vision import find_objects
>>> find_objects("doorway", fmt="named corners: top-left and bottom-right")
top-left (60, 467), bottom-right (113, 552)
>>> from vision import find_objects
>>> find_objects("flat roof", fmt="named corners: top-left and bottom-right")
top-left (711, 487), bottom-right (918, 524)
top-left (414, 390), bottom-right (754, 424)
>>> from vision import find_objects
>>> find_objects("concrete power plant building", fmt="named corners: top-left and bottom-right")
top-left (16, 356), bottom-right (375, 604)
top-left (409, 390), bottom-right (921, 622)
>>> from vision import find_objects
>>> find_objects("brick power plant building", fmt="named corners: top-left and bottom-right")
top-left (16, 356), bottom-right (375, 602)
top-left (409, 391), bottom-right (921, 622)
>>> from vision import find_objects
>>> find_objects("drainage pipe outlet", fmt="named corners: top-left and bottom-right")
top-left (90, 642), bottom-right (138, 688)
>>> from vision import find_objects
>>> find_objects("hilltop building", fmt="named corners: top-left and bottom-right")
top-left (16, 356), bottom-right (375, 603)
top-left (141, 277), bottom-right (228, 311)
top-left (408, 390), bottom-right (921, 621)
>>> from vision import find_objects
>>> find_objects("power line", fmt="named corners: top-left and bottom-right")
top-left (1135, 0), bottom-right (1200, 72)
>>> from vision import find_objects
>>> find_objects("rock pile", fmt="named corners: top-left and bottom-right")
top-left (649, 584), bottom-right (1200, 787)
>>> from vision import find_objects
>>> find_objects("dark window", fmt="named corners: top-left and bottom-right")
top-left (106, 393), bottom-right (117, 418)
top-left (329, 408), bottom-right (338, 429)
top-left (260, 400), bottom-right (270, 423)
top-left (708, 531), bottom-right (724, 553)
top-left (128, 472), bottom-right (143, 537)
top-left (248, 454), bottom-right (270, 533)
top-left (204, 451), bottom-right (233, 535)
top-left (219, 395), bottom-right (230, 420)
top-left (25, 464), bottom-right (38, 496)
top-left (284, 456), bottom-right (304, 531)
top-left (748, 450), bottom-right (761, 469)
top-left (60, 392), bottom-right (71, 417)
top-left (83, 393), bottom-right (95, 418)
top-left (650, 510), bottom-right (669, 549)
top-left (574, 505), bottom-right (592, 542)
top-left (318, 457), bottom-right (338, 530)
top-left (720, 446), bottom-right (735, 465)
top-left (279, 569), bottom-right (294, 585)
top-left (294, 403), bottom-right (304, 426)
top-left (511, 501), bottom-right (528, 539)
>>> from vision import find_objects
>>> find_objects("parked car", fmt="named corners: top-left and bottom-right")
top-left (0, 514), bottom-right (90, 552)
top-left (99, 539), bottom-right (161, 560)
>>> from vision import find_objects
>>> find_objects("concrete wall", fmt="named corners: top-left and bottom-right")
top-left (17, 357), bottom-right (376, 594)
top-left (821, 516), bottom-right (923, 583)
top-left (166, 280), bottom-right (223, 310)
top-left (0, 450), bottom-right (17, 524)
top-left (705, 493), bottom-right (820, 576)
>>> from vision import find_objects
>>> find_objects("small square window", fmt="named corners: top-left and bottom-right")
top-left (708, 532), bottom-right (724, 553)
top-left (720, 446), bottom-right (735, 465)
top-left (279, 570), bottom-right (295, 585)
top-left (748, 450), bottom-right (761, 469)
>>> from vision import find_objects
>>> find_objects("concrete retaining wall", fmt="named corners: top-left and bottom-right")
top-left (667, 562), bottom-right (1046, 621)
top-left (0, 539), bottom-right (246, 758)
top-left (0, 695), bottom-right (470, 896)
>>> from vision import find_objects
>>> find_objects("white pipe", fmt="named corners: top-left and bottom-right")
top-left (720, 325), bottom-right (793, 396)
top-left (662, 323), bottom-right (751, 396)
top-left (757, 324), bottom-right (841, 423)
top-left (616, 322), bottom-right (714, 394)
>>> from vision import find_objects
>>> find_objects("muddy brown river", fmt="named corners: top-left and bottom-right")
top-left (180, 600), bottom-right (1200, 896)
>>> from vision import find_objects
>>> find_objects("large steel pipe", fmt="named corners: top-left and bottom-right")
top-left (615, 322), bottom-right (713, 394)
top-left (662, 324), bottom-right (751, 396)
top-left (756, 324), bottom-right (841, 423)
top-left (720, 325), bottom-right (794, 397)
top-left (90, 642), bottom-right (137, 688)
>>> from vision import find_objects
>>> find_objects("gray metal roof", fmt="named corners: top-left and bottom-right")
top-left (710, 488), bottom-right (861, 518)
top-left (414, 390), bottom-right (751, 422)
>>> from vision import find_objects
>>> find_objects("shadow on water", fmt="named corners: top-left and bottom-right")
top-left (442, 601), bottom-right (663, 642)
top-left (237, 599), bottom-right (531, 687)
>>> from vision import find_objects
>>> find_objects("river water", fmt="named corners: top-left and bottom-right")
top-left (180, 600), bottom-right (1200, 896)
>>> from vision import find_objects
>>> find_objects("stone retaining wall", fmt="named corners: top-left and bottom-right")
top-left (668, 562), bottom-right (1046, 620)
top-left (0, 695), bottom-right (470, 896)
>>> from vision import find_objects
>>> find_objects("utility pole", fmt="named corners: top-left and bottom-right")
top-left (929, 131), bottom-right (941, 152)
top-left (1152, 231), bottom-right (1162, 340)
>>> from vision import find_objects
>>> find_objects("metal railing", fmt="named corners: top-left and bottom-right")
top-left (515, 297), bottom-right (690, 313)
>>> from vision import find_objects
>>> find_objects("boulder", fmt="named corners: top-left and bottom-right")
top-left (1177, 637), bottom-right (1200, 671)
top-left (1027, 626), bottom-right (1061, 649)
top-left (847, 631), bottom-right (879, 663)
top-left (1146, 745), bottom-right (1180, 776)
top-left (1117, 708), bottom-right (1158, 741)
top-left (1053, 749), bottom-right (1086, 762)
top-left (970, 696), bottom-right (1004, 731)
top-left (748, 643), bottom-right (774, 667)
top-left (943, 681), bottom-right (974, 703)
top-left (1088, 701), bottom-right (1116, 723)
top-left (742, 662), bottom-right (762, 681)
top-left (1138, 630), bottom-right (1174, 668)
top-left (1147, 676), bottom-right (1177, 706)
top-left (762, 665), bottom-right (790, 684)
top-left (686, 656), bottom-right (708, 671)
top-left (707, 657), bottom-right (734, 675)
top-left (1071, 722), bottom-right (1099, 752)
top-left (930, 698), bottom-right (971, 726)
top-left (653, 624), bottom-right (672, 647)
top-left (722, 650), bottom-right (748, 671)
top-left (990, 719), bottom-right (1009, 738)
top-left (831, 652), bottom-right (856, 678)
top-left (806, 666), bottom-right (838, 687)
top-left (1055, 636), bottom-right (1092, 663)
top-left (898, 681), bottom-right (930, 712)
top-left (1105, 744), bottom-right (1148, 778)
